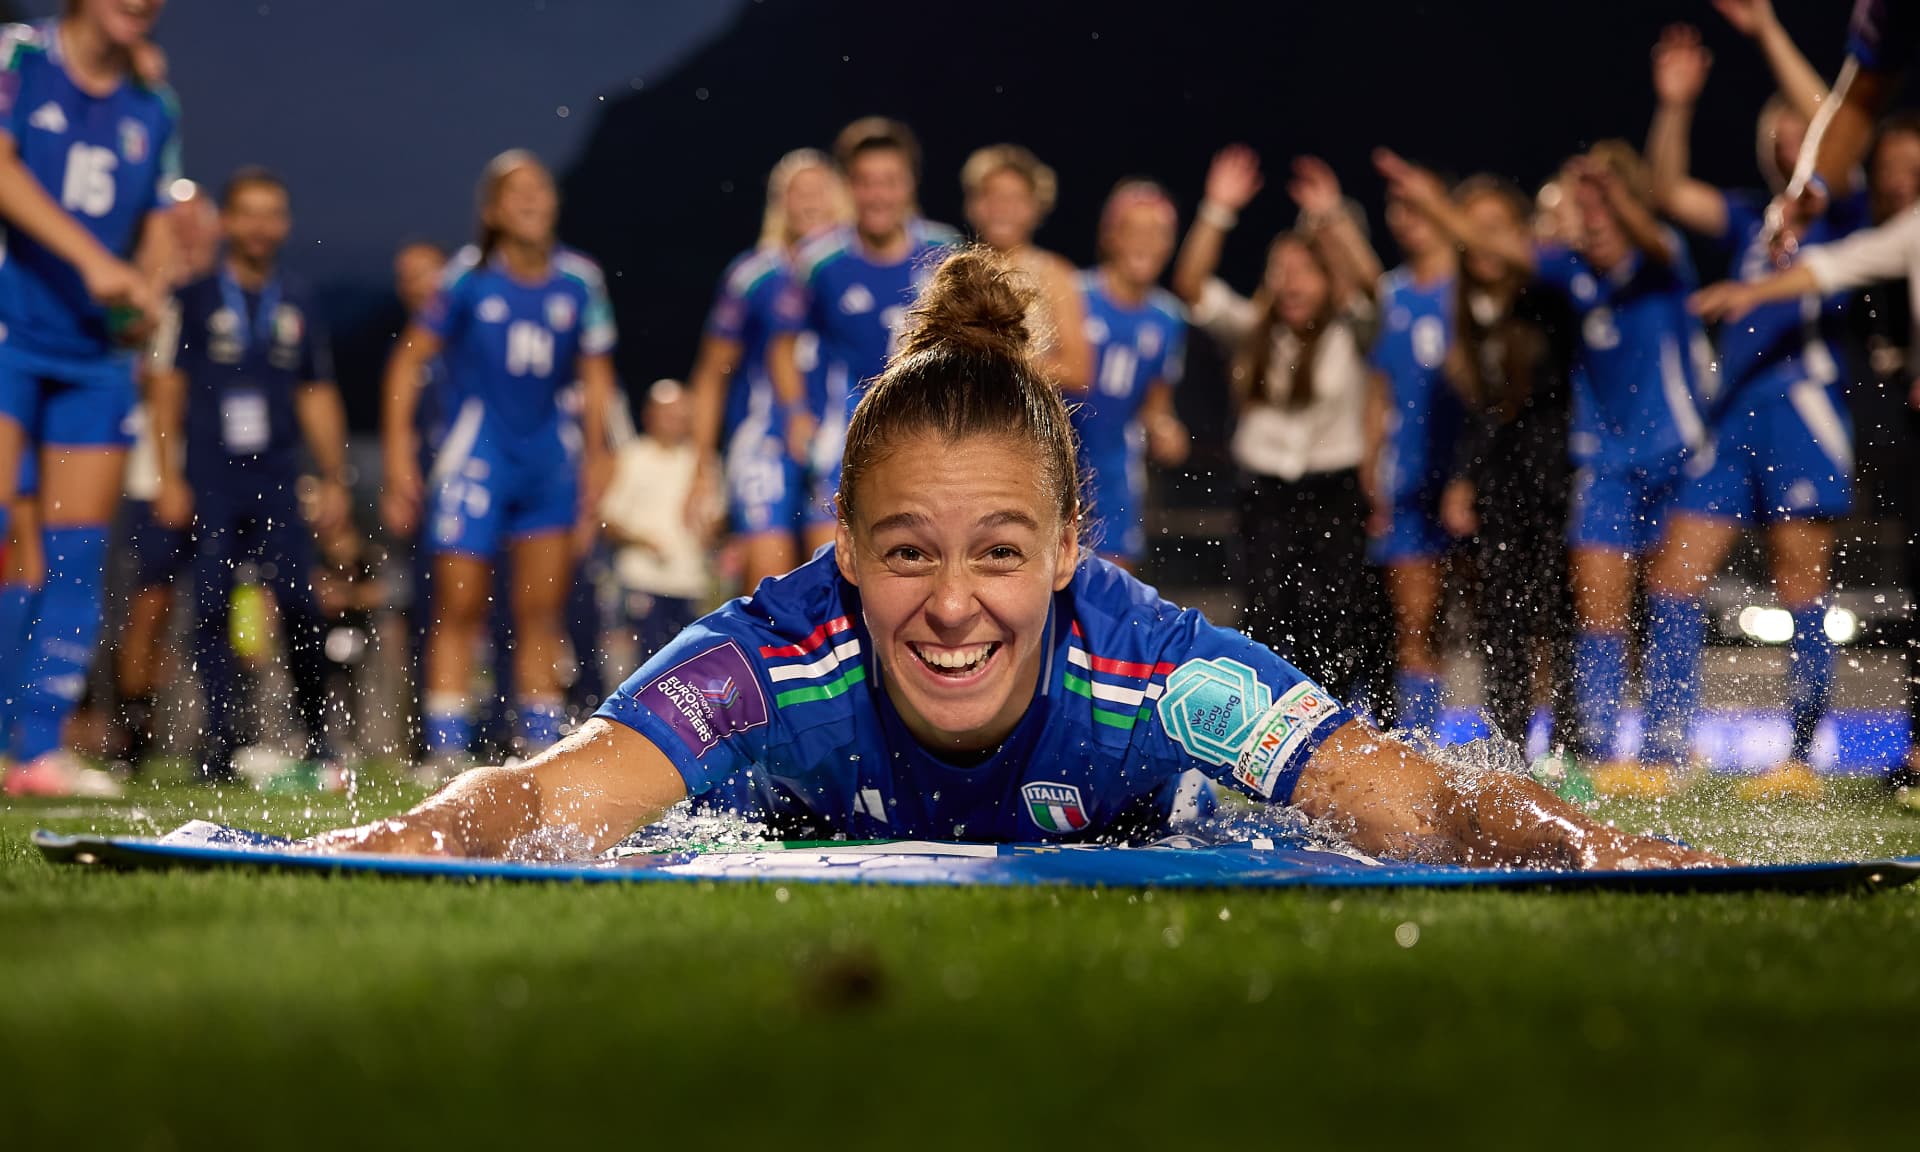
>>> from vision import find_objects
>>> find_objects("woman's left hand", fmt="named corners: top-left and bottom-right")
top-left (1689, 280), bottom-right (1760, 323)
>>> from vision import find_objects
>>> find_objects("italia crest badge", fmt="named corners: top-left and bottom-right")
top-left (1022, 781), bottom-right (1089, 835)
top-left (118, 118), bottom-right (147, 164)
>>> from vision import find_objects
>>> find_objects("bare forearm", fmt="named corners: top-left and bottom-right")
top-left (1172, 219), bottom-right (1227, 306)
top-left (0, 153), bottom-right (115, 274)
top-left (295, 386), bottom-right (348, 481)
top-left (1813, 81), bottom-right (1881, 192)
top-left (1317, 211), bottom-right (1384, 302)
top-left (381, 340), bottom-right (430, 467)
top-left (580, 356), bottom-right (616, 456)
top-left (349, 765), bottom-right (546, 857)
top-left (147, 370), bottom-right (187, 483)
top-left (1756, 18), bottom-right (1828, 124)
top-left (768, 336), bottom-right (805, 410)
top-left (687, 337), bottom-right (740, 457)
top-left (1425, 196), bottom-right (1534, 275)
top-left (1647, 102), bottom-right (1693, 205)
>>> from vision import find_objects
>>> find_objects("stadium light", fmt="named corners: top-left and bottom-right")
top-left (1737, 606), bottom-right (1795, 644)
top-left (1824, 606), bottom-right (1859, 644)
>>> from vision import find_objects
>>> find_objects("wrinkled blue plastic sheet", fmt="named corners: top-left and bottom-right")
top-left (32, 822), bottom-right (1920, 894)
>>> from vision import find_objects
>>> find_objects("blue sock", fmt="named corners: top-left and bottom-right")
top-left (1787, 605), bottom-right (1834, 764)
top-left (0, 580), bottom-right (32, 753)
top-left (424, 693), bottom-right (474, 757)
top-left (1394, 671), bottom-right (1443, 734)
top-left (10, 527), bottom-right (107, 760)
top-left (1574, 631), bottom-right (1628, 761)
top-left (515, 696), bottom-right (565, 751)
top-left (1639, 594), bottom-right (1706, 767)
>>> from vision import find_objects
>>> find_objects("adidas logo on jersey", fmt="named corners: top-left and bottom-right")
top-left (29, 102), bottom-right (67, 134)
top-left (838, 284), bottom-right (875, 316)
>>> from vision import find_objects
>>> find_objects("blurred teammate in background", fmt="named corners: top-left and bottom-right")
top-left (382, 151), bottom-right (616, 778)
top-left (1173, 146), bottom-right (1384, 702)
top-left (113, 181), bottom-right (216, 772)
top-left (603, 379), bottom-right (720, 664)
top-left (147, 167), bottom-right (349, 784)
top-left (1375, 154), bottom-right (1578, 772)
top-left (0, 0), bottom-right (178, 797)
top-left (686, 148), bottom-right (847, 592)
top-left (770, 117), bottom-right (957, 556)
top-left (1366, 176), bottom-right (1461, 736)
top-left (1640, 13), bottom-right (1860, 802)
top-left (1074, 179), bottom-right (1189, 569)
top-left (961, 144), bottom-right (1093, 391)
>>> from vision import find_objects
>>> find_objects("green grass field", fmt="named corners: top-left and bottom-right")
top-left (4, 768), bottom-right (1919, 1149)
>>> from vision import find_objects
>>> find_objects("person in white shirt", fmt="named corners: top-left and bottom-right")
top-left (600, 380), bottom-right (721, 665)
top-left (1171, 145), bottom-right (1383, 701)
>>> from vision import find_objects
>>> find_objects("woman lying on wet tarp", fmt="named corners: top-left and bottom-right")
top-left (315, 248), bottom-right (1722, 871)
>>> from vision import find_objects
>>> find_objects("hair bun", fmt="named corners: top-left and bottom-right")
top-left (897, 246), bottom-right (1034, 362)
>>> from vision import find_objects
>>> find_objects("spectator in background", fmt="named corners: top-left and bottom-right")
top-left (686, 148), bottom-right (848, 593)
top-left (381, 151), bottom-right (617, 777)
top-left (961, 144), bottom-right (1094, 391)
top-left (1173, 145), bottom-right (1384, 702)
top-left (602, 380), bottom-right (720, 664)
top-left (1641, 14), bottom-right (1862, 803)
top-left (1365, 180), bottom-right (1461, 737)
top-left (1375, 154), bottom-right (1577, 772)
top-left (769, 117), bottom-right (959, 558)
top-left (147, 167), bottom-right (352, 784)
top-left (112, 185), bottom-right (220, 772)
top-left (1073, 179), bottom-right (1189, 569)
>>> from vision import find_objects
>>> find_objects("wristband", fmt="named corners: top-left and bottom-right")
top-left (1198, 200), bottom-right (1238, 231)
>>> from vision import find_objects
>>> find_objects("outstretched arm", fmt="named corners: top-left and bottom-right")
top-left (310, 718), bottom-right (689, 858)
top-left (1172, 144), bottom-right (1263, 307)
top-left (1293, 721), bottom-right (1724, 869)
top-left (1715, 0), bottom-right (1828, 124)
top-left (1291, 155), bottom-right (1383, 306)
top-left (1647, 25), bottom-right (1731, 237)
top-left (1373, 149), bottom-right (1536, 276)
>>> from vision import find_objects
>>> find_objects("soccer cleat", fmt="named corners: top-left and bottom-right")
top-left (2, 750), bottom-right (126, 799)
top-left (1736, 760), bottom-right (1823, 804)
top-left (1588, 760), bottom-right (1681, 801)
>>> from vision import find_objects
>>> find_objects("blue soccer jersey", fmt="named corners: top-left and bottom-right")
top-left (706, 245), bottom-right (803, 441)
top-left (422, 244), bottom-right (615, 458)
top-left (595, 550), bottom-right (1353, 842)
top-left (1368, 267), bottom-right (1461, 565)
top-left (1074, 270), bottom-right (1187, 561)
top-left (793, 220), bottom-right (958, 422)
top-left (163, 269), bottom-right (330, 490)
top-left (1709, 190), bottom-right (1865, 407)
top-left (1534, 239), bottom-right (1708, 468)
top-left (0, 22), bottom-right (179, 361)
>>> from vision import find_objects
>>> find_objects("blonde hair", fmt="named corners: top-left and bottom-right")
top-left (961, 144), bottom-right (1059, 219)
top-left (758, 148), bottom-right (850, 250)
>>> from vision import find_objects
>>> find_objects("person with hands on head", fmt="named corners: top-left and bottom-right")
top-left (312, 246), bottom-right (1723, 874)
top-left (1373, 151), bottom-right (1579, 777)
top-left (1072, 179), bottom-right (1190, 570)
top-left (146, 166), bottom-right (350, 785)
top-left (382, 150), bottom-right (618, 778)
top-left (685, 149), bottom-right (847, 594)
top-left (0, 0), bottom-right (181, 799)
top-left (1643, 12), bottom-right (1864, 805)
top-left (1172, 145), bottom-right (1385, 703)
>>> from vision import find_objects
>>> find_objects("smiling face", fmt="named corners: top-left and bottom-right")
top-left (1103, 198), bottom-right (1176, 289)
top-left (1266, 238), bottom-right (1329, 330)
top-left (784, 164), bottom-right (841, 244)
top-left (79, 0), bottom-right (164, 49)
top-left (485, 163), bottom-right (558, 249)
top-left (222, 180), bottom-right (289, 270)
top-left (848, 147), bottom-right (914, 244)
top-left (967, 167), bottom-right (1041, 253)
top-left (835, 432), bottom-right (1078, 755)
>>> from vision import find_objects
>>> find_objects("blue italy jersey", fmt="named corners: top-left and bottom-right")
top-left (1370, 267), bottom-right (1461, 498)
top-left (1708, 190), bottom-right (1865, 409)
top-left (1074, 269), bottom-right (1186, 553)
top-left (1534, 239), bottom-right (1708, 466)
top-left (792, 220), bottom-right (958, 419)
top-left (0, 22), bottom-right (180, 360)
top-left (422, 244), bottom-right (616, 459)
top-left (706, 245), bottom-right (803, 440)
top-left (164, 268), bottom-right (330, 489)
top-left (596, 550), bottom-right (1353, 842)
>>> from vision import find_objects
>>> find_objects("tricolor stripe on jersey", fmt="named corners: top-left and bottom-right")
top-left (760, 616), bottom-right (865, 708)
top-left (1064, 621), bottom-right (1176, 731)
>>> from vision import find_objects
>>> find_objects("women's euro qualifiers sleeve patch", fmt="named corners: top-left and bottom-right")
top-left (1156, 659), bottom-right (1344, 798)
top-left (636, 641), bottom-right (769, 758)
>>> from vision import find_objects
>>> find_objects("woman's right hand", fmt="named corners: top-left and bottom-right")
top-left (307, 817), bottom-right (459, 857)
top-left (382, 455), bottom-right (424, 538)
top-left (1652, 24), bottom-right (1711, 108)
top-left (1204, 145), bottom-right (1264, 214)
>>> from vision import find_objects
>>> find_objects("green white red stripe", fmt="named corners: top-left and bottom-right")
top-left (760, 617), bottom-right (864, 709)
top-left (1063, 622), bottom-right (1176, 731)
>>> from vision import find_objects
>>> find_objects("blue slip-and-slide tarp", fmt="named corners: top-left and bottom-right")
top-left (31, 821), bottom-right (1920, 894)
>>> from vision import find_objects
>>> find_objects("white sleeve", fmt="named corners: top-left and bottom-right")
top-left (1801, 207), bottom-right (1920, 294)
top-left (1191, 277), bottom-right (1259, 346)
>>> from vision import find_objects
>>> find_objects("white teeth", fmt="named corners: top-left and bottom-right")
top-left (916, 644), bottom-right (994, 671)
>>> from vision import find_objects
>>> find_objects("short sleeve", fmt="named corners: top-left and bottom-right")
top-left (1159, 315), bottom-right (1187, 388)
top-left (595, 615), bottom-right (784, 797)
top-left (580, 271), bottom-right (617, 358)
top-left (418, 266), bottom-right (468, 346)
top-left (1143, 612), bottom-right (1353, 806)
top-left (704, 264), bottom-right (749, 344)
